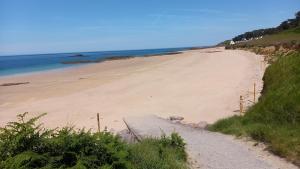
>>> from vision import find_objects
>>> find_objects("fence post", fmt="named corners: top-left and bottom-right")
top-left (97, 113), bottom-right (100, 133)
top-left (253, 82), bottom-right (256, 103)
top-left (240, 95), bottom-right (243, 115)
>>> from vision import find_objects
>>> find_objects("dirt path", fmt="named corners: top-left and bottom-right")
top-left (124, 115), bottom-right (298, 169)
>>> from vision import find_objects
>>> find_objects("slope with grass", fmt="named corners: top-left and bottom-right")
top-left (227, 27), bottom-right (300, 50)
top-left (209, 52), bottom-right (300, 166)
top-left (231, 11), bottom-right (300, 43)
top-left (242, 27), bottom-right (300, 46)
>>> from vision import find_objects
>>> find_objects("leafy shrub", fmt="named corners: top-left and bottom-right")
top-left (0, 113), bottom-right (188, 169)
top-left (0, 113), bottom-right (131, 169)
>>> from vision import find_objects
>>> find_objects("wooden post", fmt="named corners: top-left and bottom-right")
top-left (97, 113), bottom-right (100, 133)
top-left (123, 118), bottom-right (141, 142)
top-left (253, 83), bottom-right (256, 103)
top-left (240, 95), bottom-right (243, 115)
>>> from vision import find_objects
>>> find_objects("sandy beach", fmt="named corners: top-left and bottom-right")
top-left (0, 47), bottom-right (265, 132)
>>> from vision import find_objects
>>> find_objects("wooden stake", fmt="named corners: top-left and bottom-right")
top-left (97, 113), bottom-right (100, 133)
top-left (240, 95), bottom-right (243, 115)
top-left (253, 83), bottom-right (256, 103)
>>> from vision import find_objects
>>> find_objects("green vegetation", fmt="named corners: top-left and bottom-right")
top-left (224, 11), bottom-right (300, 52)
top-left (129, 134), bottom-right (187, 169)
top-left (228, 27), bottom-right (300, 49)
top-left (232, 11), bottom-right (300, 42)
top-left (209, 52), bottom-right (300, 166)
top-left (0, 113), bottom-right (188, 169)
top-left (217, 40), bottom-right (231, 46)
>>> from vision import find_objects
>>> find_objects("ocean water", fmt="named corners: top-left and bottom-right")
top-left (0, 47), bottom-right (188, 77)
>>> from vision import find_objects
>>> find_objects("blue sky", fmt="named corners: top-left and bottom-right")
top-left (0, 0), bottom-right (299, 55)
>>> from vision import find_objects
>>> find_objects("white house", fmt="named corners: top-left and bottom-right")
top-left (230, 40), bottom-right (235, 45)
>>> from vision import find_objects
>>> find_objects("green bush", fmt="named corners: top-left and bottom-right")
top-left (0, 113), bottom-right (188, 169)
top-left (128, 134), bottom-right (188, 169)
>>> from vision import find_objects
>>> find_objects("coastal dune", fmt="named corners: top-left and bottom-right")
top-left (0, 47), bottom-right (265, 131)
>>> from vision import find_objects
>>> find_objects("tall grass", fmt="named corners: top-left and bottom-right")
top-left (128, 133), bottom-right (188, 169)
top-left (0, 113), bottom-right (188, 169)
top-left (209, 52), bottom-right (300, 166)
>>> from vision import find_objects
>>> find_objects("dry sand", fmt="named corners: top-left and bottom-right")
top-left (0, 47), bottom-right (265, 132)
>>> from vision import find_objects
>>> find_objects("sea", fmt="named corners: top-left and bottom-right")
top-left (0, 47), bottom-right (190, 77)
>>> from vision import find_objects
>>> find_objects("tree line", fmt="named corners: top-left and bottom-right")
top-left (232, 11), bottom-right (300, 42)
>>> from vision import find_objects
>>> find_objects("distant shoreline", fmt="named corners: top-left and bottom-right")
top-left (61, 51), bottom-right (183, 64)
top-left (0, 47), bottom-right (207, 78)
top-left (0, 50), bottom-right (188, 79)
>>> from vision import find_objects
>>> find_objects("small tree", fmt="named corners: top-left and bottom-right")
top-left (296, 11), bottom-right (300, 19)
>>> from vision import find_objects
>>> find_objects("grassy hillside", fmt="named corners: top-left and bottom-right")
top-left (209, 52), bottom-right (300, 166)
top-left (0, 113), bottom-right (188, 169)
top-left (227, 27), bottom-right (300, 49)
top-left (231, 11), bottom-right (300, 43)
top-left (243, 27), bottom-right (300, 46)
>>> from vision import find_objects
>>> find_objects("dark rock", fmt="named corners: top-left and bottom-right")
top-left (169, 116), bottom-right (184, 121)
top-left (0, 82), bottom-right (30, 86)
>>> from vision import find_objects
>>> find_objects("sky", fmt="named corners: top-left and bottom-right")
top-left (0, 0), bottom-right (299, 56)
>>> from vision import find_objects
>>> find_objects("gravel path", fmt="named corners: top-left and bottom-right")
top-left (124, 115), bottom-right (298, 169)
